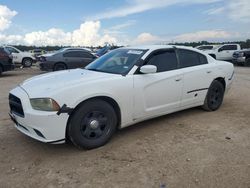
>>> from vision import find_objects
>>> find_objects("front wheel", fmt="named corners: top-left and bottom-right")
top-left (68, 99), bottom-right (117, 149)
top-left (202, 80), bottom-right (225, 111)
top-left (22, 58), bottom-right (33, 67)
top-left (53, 63), bottom-right (67, 71)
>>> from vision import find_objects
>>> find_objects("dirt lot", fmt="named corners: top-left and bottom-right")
top-left (0, 67), bottom-right (250, 188)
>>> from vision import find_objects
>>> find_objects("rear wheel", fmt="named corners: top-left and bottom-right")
top-left (244, 58), bottom-right (250, 66)
top-left (22, 58), bottom-right (33, 67)
top-left (53, 63), bottom-right (67, 71)
top-left (0, 66), bottom-right (3, 75)
top-left (68, 99), bottom-right (117, 149)
top-left (202, 80), bottom-right (225, 111)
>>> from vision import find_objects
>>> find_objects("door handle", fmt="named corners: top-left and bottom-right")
top-left (207, 71), bottom-right (212, 74)
top-left (175, 78), bottom-right (182, 82)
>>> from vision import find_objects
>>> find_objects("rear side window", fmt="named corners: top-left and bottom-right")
top-left (78, 51), bottom-right (93, 58)
top-left (178, 49), bottom-right (208, 68)
top-left (6, 47), bottom-right (19, 53)
top-left (220, 45), bottom-right (237, 51)
top-left (63, 51), bottom-right (93, 58)
top-left (63, 51), bottom-right (80, 57)
top-left (0, 48), bottom-right (9, 55)
top-left (146, 50), bottom-right (178, 72)
top-left (0, 48), bottom-right (5, 53)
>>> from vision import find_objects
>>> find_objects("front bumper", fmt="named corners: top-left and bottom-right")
top-left (232, 57), bottom-right (246, 64)
top-left (9, 86), bottom-right (69, 144)
top-left (38, 62), bottom-right (53, 71)
top-left (4, 64), bottom-right (15, 71)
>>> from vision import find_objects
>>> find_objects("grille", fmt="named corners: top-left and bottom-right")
top-left (9, 94), bottom-right (24, 117)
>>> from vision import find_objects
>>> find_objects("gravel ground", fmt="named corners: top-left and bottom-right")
top-left (0, 66), bottom-right (249, 188)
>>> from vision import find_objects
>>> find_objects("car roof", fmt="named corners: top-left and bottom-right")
top-left (63, 47), bottom-right (92, 51)
top-left (121, 44), bottom-right (198, 51)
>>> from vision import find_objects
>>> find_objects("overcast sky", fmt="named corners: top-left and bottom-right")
top-left (0, 0), bottom-right (249, 46)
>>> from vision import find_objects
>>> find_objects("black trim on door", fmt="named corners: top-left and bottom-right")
top-left (187, 88), bottom-right (208, 94)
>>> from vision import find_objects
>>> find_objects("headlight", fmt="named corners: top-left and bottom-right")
top-left (239, 52), bottom-right (245, 57)
top-left (30, 98), bottom-right (60, 111)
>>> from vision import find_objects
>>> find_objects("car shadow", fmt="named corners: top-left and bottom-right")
top-left (14, 107), bottom-right (205, 154)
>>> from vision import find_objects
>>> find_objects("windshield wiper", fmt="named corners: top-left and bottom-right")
top-left (85, 68), bottom-right (106, 73)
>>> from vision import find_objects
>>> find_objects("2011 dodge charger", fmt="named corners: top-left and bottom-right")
top-left (9, 45), bottom-right (234, 149)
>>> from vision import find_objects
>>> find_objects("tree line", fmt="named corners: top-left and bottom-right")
top-left (9, 39), bottom-right (250, 52)
top-left (169, 39), bottom-right (250, 49)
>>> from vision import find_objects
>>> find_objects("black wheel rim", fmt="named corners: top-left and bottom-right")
top-left (24, 60), bottom-right (32, 67)
top-left (80, 111), bottom-right (108, 139)
top-left (209, 87), bottom-right (223, 108)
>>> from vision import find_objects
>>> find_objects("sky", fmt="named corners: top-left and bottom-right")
top-left (0, 0), bottom-right (249, 46)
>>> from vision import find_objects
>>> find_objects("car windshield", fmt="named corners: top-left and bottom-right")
top-left (85, 48), bottom-right (147, 75)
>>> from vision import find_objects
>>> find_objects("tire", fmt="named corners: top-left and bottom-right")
top-left (244, 58), bottom-right (250, 67)
top-left (68, 99), bottom-right (117, 149)
top-left (202, 80), bottom-right (225, 111)
top-left (53, 63), bottom-right (67, 71)
top-left (0, 66), bottom-right (3, 75)
top-left (22, 58), bottom-right (33, 67)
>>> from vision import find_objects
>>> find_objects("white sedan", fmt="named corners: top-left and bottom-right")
top-left (9, 45), bottom-right (234, 149)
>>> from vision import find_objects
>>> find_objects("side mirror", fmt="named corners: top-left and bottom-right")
top-left (140, 65), bottom-right (157, 74)
top-left (218, 48), bottom-right (223, 52)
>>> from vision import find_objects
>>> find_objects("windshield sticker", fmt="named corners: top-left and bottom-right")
top-left (127, 50), bottom-right (143, 55)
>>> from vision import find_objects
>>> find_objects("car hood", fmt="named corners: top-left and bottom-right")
top-left (20, 69), bottom-right (119, 98)
top-left (38, 53), bottom-right (55, 58)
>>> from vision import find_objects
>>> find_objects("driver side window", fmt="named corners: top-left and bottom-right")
top-left (146, 50), bottom-right (178, 72)
top-left (7, 47), bottom-right (19, 53)
top-left (219, 45), bottom-right (237, 52)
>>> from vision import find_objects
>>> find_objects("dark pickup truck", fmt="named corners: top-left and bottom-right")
top-left (233, 49), bottom-right (250, 66)
top-left (0, 47), bottom-right (15, 75)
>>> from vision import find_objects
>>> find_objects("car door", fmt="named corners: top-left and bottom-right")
top-left (78, 51), bottom-right (96, 67)
top-left (217, 45), bottom-right (237, 60)
top-left (62, 51), bottom-right (82, 69)
top-left (177, 49), bottom-right (215, 108)
top-left (133, 49), bottom-right (184, 120)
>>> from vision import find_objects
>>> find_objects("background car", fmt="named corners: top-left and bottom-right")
top-left (0, 47), bottom-right (15, 75)
top-left (30, 49), bottom-right (47, 58)
top-left (38, 48), bottom-right (97, 71)
top-left (205, 44), bottom-right (241, 61)
top-left (95, 45), bottom-right (111, 57)
top-left (4, 46), bottom-right (36, 67)
top-left (232, 49), bottom-right (250, 66)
